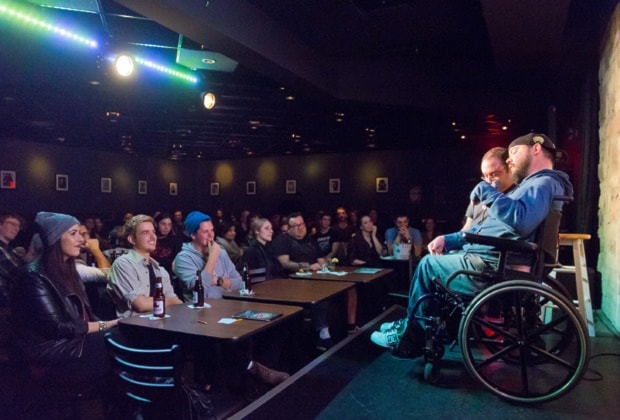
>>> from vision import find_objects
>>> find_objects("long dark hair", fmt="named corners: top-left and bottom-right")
top-left (42, 241), bottom-right (89, 303)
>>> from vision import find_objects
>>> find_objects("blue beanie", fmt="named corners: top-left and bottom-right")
top-left (184, 211), bottom-right (211, 236)
top-left (35, 211), bottom-right (80, 246)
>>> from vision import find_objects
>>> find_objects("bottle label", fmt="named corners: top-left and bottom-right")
top-left (153, 300), bottom-right (165, 316)
top-left (193, 291), bottom-right (199, 305)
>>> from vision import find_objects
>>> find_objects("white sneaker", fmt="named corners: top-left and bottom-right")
top-left (379, 318), bottom-right (407, 333)
top-left (370, 328), bottom-right (402, 348)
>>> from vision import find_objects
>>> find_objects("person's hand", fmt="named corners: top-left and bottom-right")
top-left (309, 262), bottom-right (322, 271)
top-left (84, 238), bottom-right (100, 252)
top-left (371, 225), bottom-right (378, 237)
top-left (206, 240), bottom-right (221, 260)
top-left (427, 236), bottom-right (446, 255)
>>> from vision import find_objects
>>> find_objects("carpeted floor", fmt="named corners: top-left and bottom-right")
top-left (234, 306), bottom-right (620, 420)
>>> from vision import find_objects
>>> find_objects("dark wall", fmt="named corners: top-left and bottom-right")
top-left (1, 138), bottom-right (495, 232)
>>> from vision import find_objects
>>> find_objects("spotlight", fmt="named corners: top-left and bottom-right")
top-left (114, 54), bottom-right (134, 77)
top-left (202, 92), bottom-right (216, 110)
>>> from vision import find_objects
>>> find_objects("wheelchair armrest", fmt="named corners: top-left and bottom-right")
top-left (461, 232), bottom-right (538, 253)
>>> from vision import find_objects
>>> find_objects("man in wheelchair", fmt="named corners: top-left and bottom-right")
top-left (371, 133), bottom-right (574, 359)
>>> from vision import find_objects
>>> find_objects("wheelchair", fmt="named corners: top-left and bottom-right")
top-left (409, 204), bottom-right (590, 404)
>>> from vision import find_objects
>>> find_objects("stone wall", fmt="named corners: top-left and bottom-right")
top-left (598, 4), bottom-right (620, 331)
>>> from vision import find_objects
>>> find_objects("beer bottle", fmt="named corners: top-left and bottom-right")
top-left (153, 277), bottom-right (166, 317)
top-left (242, 263), bottom-right (251, 292)
top-left (193, 270), bottom-right (205, 307)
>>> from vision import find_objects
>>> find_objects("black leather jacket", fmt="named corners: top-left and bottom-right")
top-left (10, 260), bottom-right (96, 364)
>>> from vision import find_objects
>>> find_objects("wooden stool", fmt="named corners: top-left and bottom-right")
top-left (549, 233), bottom-right (595, 337)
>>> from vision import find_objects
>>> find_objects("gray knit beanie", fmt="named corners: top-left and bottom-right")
top-left (35, 211), bottom-right (80, 246)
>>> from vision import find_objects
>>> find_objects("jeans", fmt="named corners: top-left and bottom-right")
top-left (407, 252), bottom-right (496, 319)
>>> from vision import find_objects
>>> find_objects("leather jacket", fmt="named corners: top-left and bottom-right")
top-left (10, 260), bottom-right (96, 365)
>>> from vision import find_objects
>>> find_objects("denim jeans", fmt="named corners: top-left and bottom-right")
top-left (407, 252), bottom-right (496, 319)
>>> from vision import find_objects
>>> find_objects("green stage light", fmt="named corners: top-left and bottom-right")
top-left (0, 3), bottom-right (97, 48)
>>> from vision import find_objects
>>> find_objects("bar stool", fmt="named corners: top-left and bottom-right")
top-left (549, 233), bottom-right (595, 337)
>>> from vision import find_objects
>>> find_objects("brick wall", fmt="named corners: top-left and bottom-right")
top-left (598, 4), bottom-right (620, 331)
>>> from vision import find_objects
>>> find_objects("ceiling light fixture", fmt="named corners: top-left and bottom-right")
top-left (202, 92), bottom-right (216, 109)
top-left (114, 54), bottom-right (134, 77)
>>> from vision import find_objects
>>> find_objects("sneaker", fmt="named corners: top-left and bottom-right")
top-left (248, 362), bottom-right (290, 386)
top-left (316, 337), bottom-right (334, 352)
top-left (379, 318), bottom-right (407, 333)
top-left (347, 325), bottom-right (361, 334)
top-left (370, 328), bottom-right (402, 349)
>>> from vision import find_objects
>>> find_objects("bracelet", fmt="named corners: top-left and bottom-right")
top-left (98, 321), bottom-right (107, 332)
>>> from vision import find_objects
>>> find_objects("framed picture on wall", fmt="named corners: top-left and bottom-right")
top-left (210, 182), bottom-right (220, 196)
top-left (376, 177), bottom-right (388, 193)
top-left (285, 179), bottom-right (296, 194)
top-left (169, 182), bottom-right (178, 196)
top-left (138, 180), bottom-right (147, 195)
top-left (100, 177), bottom-right (112, 193)
top-left (246, 181), bottom-right (256, 195)
top-left (56, 174), bottom-right (69, 191)
top-left (1, 170), bottom-right (16, 189)
top-left (329, 178), bottom-right (340, 194)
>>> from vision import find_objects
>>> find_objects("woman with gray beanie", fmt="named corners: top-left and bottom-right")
top-left (10, 211), bottom-right (119, 388)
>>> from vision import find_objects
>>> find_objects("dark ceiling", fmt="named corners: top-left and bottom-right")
top-left (0, 0), bottom-right (615, 160)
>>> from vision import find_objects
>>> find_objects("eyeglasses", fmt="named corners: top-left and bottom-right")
top-left (480, 171), bottom-right (503, 181)
top-left (289, 223), bottom-right (306, 229)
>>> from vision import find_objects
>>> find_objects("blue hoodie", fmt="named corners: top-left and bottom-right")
top-left (443, 169), bottom-right (573, 260)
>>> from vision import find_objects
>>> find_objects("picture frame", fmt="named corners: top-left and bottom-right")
top-left (100, 177), bottom-right (112, 193)
top-left (376, 177), bottom-right (389, 193)
top-left (138, 180), bottom-right (147, 195)
top-left (56, 174), bottom-right (69, 191)
top-left (169, 182), bottom-right (178, 196)
top-left (210, 182), bottom-right (220, 196)
top-left (285, 179), bottom-right (296, 194)
top-left (329, 178), bottom-right (340, 194)
top-left (1, 170), bottom-right (16, 189)
top-left (246, 181), bottom-right (256, 195)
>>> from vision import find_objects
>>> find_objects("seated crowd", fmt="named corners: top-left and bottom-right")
top-left (0, 132), bottom-right (570, 414)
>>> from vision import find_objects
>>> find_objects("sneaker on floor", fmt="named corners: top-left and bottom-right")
top-left (347, 325), bottom-right (361, 334)
top-left (379, 318), bottom-right (407, 333)
top-left (316, 337), bottom-right (334, 352)
top-left (370, 328), bottom-right (402, 349)
top-left (248, 362), bottom-right (290, 386)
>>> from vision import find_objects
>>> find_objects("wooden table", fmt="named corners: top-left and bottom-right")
top-left (288, 266), bottom-right (393, 284)
top-left (222, 278), bottom-right (355, 307)
top-left (118, 298), bottom-right (303, 342)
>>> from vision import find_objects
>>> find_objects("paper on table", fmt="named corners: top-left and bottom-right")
top-left (187, 303), bottom-right (212, 309)
top-left (139, 314), bottom-right (171, 320)
top-left (317, 270), bottom-right (348, 276)
top-left (218, 318), bottom-right (240, 324)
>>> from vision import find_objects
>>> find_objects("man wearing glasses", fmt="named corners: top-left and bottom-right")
top-left (272, 213), bottom-right (333, 351)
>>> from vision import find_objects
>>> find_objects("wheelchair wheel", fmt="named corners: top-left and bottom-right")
top-left (459, 280), bottom-right (589, 404)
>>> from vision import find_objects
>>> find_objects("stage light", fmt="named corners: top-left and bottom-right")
top-left (114, 54), bottom-right (134, 77)
top-left (202, 92), bottom-right (216, 110)
top-left (0, 3), bottom-right (97, 48)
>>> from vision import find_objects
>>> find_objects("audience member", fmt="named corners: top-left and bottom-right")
top-left (108, 212), bottom-right (133, 247)
top-left (384, 214), bottom-right (423, 258)
top-left (173, 211), bottom-right (289, 387)
top-left (311, 212), bottom-right (339, 261)
top-left (150, 212), bottom-right (183, 277)
top-left (272, 213), bottom-right (334, 350)
top-left (420, 217), bottom-right (442, 253)
top-left (172, 210), bottom-right (189, 241)
top-left (241, 218), bottom-right (280, 283)
top-left (370, 133), bottom-right (573, 359)
top-left (332, 207), bottom-right (355, 261)
top-left (11, 212), bottom-right (119, 387)
top-left (216, 220), bottom-right (244, 268)
top-left (107, 215), bottom-right (183, 318)
top-left (0, 212), bottom-right (25, 307)
top-left (173, 211), bottom-right (242, 302)
top-left (236, 209), bottom-right (252, 247)
top-left (348, 215), bottom-right (383, 267)
top-left (77, 224), bottom-right (110, 283)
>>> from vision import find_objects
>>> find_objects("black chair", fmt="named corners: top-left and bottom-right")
top-left (104, 332), bottom-right (186, 419)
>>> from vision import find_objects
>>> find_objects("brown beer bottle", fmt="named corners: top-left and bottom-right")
top-left (242, 263), bottom-right (252, 292)
top-left (193, 270), bottom-right (205, 307)
top-left (153, 277), bottom-right (166, 317)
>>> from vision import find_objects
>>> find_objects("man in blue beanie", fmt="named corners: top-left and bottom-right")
top-left (173, 210), bottom-right (290, 388)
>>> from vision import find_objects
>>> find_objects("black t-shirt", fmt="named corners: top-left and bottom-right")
top-left (312, 229), bottom-right (337, 258)
top-left (271, 233), bottom-right (319, 265)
